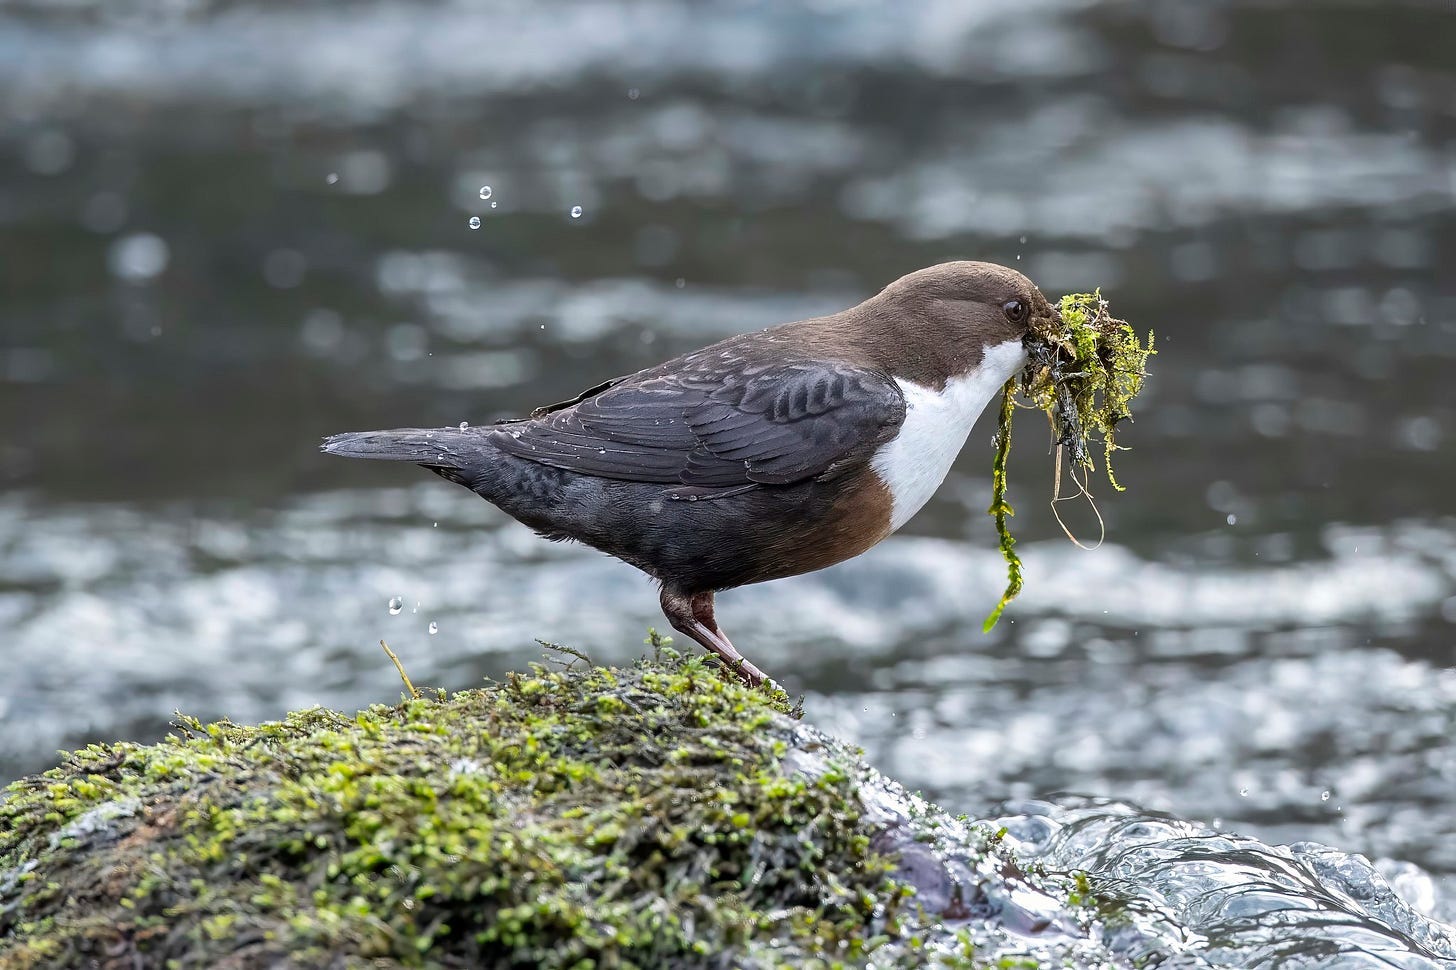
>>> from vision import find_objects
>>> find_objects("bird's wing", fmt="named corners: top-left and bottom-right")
top-left (490, 347), bottom-right (906, 494)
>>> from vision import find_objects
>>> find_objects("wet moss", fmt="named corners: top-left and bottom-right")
top-left (981, 385), bottom-right (1022, 633)
top-left (983, 291), bottom-right (1156, 630)
top-left (1026, 291), bottom-right (1156, 491)
top-left (0, 646), bottom-right (1105, 969)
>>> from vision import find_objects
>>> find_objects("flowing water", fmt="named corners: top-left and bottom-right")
top-left (1, 0), bottom-right (1454, 961)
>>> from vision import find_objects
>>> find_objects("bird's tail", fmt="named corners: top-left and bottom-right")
top-left (320, 427), bottom-right (490, 467)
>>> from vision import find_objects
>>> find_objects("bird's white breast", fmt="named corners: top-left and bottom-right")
top-left (871, 338), bottom-right (1027, 532)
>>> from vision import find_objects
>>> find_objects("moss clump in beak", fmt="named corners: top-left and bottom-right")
top-left (983, 290), bottom-right (1156, 632)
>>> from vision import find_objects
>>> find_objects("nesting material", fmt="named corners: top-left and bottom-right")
top-left (983, 290), bottom-right (1156, 631)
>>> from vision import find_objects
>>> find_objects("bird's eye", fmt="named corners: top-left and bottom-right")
top-left (1002, 299), bottom-right (1028, 323)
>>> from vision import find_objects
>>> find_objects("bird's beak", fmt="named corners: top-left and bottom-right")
top-left (1026, 300), bottom-right (1060, 346)
top-left (1047, 300), bottom-right (1063, 328)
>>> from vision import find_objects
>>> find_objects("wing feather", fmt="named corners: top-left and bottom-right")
top-left (489, 343), bottom-right (906, 495)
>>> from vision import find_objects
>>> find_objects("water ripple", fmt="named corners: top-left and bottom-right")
top-left (993, 798), bottom-right (1456, 966)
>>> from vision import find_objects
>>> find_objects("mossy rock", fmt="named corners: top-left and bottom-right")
top-left (0, 646), bottom-right (1146, 969)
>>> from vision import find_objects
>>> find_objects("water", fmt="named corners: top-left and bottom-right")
top-left (993, 797), bottom-right (1456, 966)
top-left (1, 0), bottom-right (1453, 958)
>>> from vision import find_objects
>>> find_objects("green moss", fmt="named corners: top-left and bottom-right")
top-left (981, 380), bottom-right (1022, 634)
top-left (0, 646), bottom-right (1132, 969)
top-left (983, 290), bottom-right (1155, 630)
top-left (0, 652), bottom-right (953, 968)
top-left (1028, 291), bottom-right (1156, 492)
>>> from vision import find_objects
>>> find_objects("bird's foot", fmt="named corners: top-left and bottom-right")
top-left (694, 627), bottom-right (766, 688)
top-left (660, 588), bottom-right (775, 689)
top-left (680, 614), bottom-right (765, 686)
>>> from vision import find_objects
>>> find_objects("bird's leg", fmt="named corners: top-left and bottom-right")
top-left (659, 588), bottom-right (767, 687)
top-left (689, 592), bottom-right (769, 687)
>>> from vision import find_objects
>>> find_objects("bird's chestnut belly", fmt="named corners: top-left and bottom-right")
top-left (555, 466), bottom-right (896, 593)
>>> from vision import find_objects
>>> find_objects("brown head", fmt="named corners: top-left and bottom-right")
top-left (836, 260), bottom-right (1057, 388)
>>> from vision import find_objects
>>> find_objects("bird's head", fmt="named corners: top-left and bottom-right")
top-left (866, 260), bottom-right (1056, 387)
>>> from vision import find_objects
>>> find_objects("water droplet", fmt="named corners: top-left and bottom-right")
top-left (627, 87), bottom-right (640, 100)
top-left (428, 621), bottom-right (439, 635)
top-left (478, 185), bottom-right (492, 200)
top-left (1238, 787), bottom-right (1249, 797)
top-left (468, 216), bottom-right (481, 230)
top-left (459, 420), bottom-right (469, 430)
top-left (490, 201), bottom-right (497, 209)
top-left (388, 596), bottom-right (404, 615)
top-left (1321, 790), bottom-right (1331, 801)
top-left (1226, 513), bottom-right (1237, 525)
top-left (570, 205), bottom-right (583, 219)
top-left (674, 277), bottom-right (685, 288)
top-left (108, 233), bottom-right (170, 283)
top-left (325, 172), bottom-right (339, 185)
top-left (1019, 235), bottom-right (1027, 244)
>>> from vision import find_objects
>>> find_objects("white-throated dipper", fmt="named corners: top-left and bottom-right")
top-left (323, 261), bottom-right (1057, 686)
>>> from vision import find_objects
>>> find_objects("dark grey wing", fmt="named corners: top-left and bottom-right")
top-left (490, 352), bottom-right (906, 493)
top-left (524, 378), bottom-right (623, 419)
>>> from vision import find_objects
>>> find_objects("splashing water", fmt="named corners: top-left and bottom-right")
top-left (991, 797), bottom-right (1456, 966)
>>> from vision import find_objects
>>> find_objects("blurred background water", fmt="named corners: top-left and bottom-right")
top-left (1, 0), bottom-right (1454, 958)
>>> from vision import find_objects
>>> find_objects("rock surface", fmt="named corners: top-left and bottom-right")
top-left (1, 647), bottom-right (1450, 968)
top-left (0, 648), bottom-right (1161, 968)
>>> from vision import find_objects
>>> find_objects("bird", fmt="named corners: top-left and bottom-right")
top-left (322, 261), bottom-right (1058, 686)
